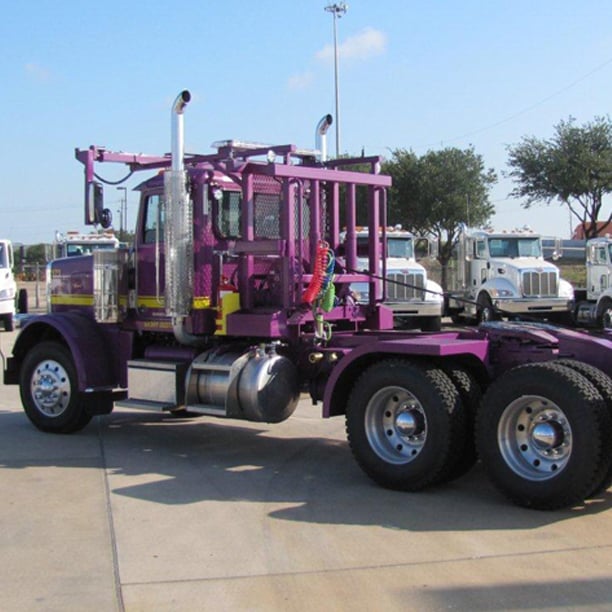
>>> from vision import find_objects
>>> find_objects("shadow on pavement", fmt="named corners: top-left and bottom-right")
top-left (1, 409), bottom-right (610, 533)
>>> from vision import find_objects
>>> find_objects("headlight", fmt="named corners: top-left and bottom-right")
top-left (425, 291), bottom-right (444, 303)
top-left (489, 288), bottom-right (514, 298)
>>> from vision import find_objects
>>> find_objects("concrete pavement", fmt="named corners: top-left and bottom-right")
top-left (1, 328), bottom-right (611, 611)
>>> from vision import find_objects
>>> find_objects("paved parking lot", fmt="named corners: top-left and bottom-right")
top-left (1, 327), bottom-right (611, 611)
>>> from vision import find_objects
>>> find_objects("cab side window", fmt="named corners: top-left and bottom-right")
top-left (143, 194), bottom-right (164, 244)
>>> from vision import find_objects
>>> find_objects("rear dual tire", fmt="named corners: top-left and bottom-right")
top-left (345, 360), bottom-right (468, 491)
top-left (475, 362), bottom-right (612, 510)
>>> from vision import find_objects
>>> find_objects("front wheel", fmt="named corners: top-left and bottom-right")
top-left (477, 293), bottom-right (499, 323)
top-left (345, 360), bottom-right (465, 491)
top-left (19, 342), bottom-right (92, 433)
top-left (596, 297), bottom-right (612, 330)
top-left (475, 362), bottom-right (609, 509)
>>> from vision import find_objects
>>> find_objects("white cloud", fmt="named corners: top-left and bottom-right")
top-left (316, 27), bottom-right (387, 62)
top-left (288, 71), bottom-right (314, 90)
top-left (25, 62), bottom-right (52, 82)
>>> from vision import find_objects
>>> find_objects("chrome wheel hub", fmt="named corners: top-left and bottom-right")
top-left (365, 387), bottom-right (427, 464)
top-left (30, 360), bottom-right (71, 417)
top-left (498, 395), bottom-right (572, 481)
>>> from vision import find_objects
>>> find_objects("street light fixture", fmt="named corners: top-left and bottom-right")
top-left (116, 187), bottom-right (127, 241)
top-left (324, 2), bottom-right (348, 158)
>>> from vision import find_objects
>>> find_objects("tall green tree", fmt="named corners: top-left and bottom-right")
top-left (383, 147), bottom-right (497, 288)
top-left (507, 116), bottom-right (612, 238)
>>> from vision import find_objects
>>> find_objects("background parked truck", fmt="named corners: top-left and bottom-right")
top-left (445, 227), bottom-right (575, 323)
top-left (53, 230), bottom-right (121, 259)
top-left (342, 226), bottom-right (443, 331)
top-left (0, 239), bottom-right (16, 331)
top-left (573, 235), bottom-right (612, 329)
top-left (3, 91), bottom-right (611, 511)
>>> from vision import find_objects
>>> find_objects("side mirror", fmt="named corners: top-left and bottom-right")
top-left (85, 180), bottom-right (113, 228)
top-left (85, 180), bottom-right (104, 225)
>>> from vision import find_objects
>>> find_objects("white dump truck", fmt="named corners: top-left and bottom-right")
top-left (573, 235), bottom-right (612, 329)
top-left (343, 226), bottom-right (444, 331)
top-left (0, 239), bottom-right (16, 331)
top-left (446, 227), bottom-right (574, 323)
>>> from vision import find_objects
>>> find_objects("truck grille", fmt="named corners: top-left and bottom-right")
top-left (387, 272), bottom-right (426, 301)
top-left (522, 270), bottom-right (558, 297)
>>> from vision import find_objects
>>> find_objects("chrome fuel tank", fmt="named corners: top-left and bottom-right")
top-left (185, 344), bottom-right (300, 423)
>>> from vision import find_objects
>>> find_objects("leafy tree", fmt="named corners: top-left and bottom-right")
top-left (507, 116), bottom-right (612, 238)
top-left (26, 243), bottom-right (48, 265)
top-left (383, 147), bottom-right (497, 288)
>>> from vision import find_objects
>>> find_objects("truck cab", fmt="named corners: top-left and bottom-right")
top-left (574, 236), bottom-right (612, 328)
top-left (0, 239), bottom-right (16, 331)
top-left (343, 227), bottom-right (443, 330)
top-left (53, 231), bottom-right (121, 259)
top-left (447, 227), bottom-right (574, 322)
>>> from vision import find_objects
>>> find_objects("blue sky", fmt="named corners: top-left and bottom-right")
top-left (2, 0), bottom-right (611, 244)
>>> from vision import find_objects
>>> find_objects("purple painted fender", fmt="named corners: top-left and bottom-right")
top-left (9, 312), bottom-right (119, 392)
top-left (322, 334), bottom-right (491, 418)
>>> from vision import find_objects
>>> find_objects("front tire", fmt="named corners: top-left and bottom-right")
top-left (475, 362), bottom-right (608, 509)
top-left (345, 360), bottom-right (465, 491)
top-left (477, 293), bottom-right (499, 323)
top-left (20, 342), bottom-right (92, 433)
top-left (596, 297), bottom-right (612, 330)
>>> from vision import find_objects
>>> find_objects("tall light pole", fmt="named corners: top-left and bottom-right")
top-left (325, 3), bottom-right (348, 158)
top-left (116, 187), bottom-right (127, 241)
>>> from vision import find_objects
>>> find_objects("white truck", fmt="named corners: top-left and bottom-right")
top-left (573, 235), bottom-right (612, 329)
top-left (0, 239), bottom-right (16, 331)
top-left (446, 227), bottom-right (574, 323)
top-left (53, 230), bottom-right (121, 259)
top-left (344, 226), bottom-right (444, 331)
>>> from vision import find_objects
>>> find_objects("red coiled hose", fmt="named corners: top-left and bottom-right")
top-left (302, 240), bottom-right (330, 304)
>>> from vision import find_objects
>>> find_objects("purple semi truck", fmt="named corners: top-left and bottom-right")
top-left (3, 91), bottom-right (611, 509)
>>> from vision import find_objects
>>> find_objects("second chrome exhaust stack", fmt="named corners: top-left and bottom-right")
top-left (315, 114), bottom-right (333, 162)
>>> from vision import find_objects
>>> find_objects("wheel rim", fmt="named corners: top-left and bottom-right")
top-left (602, 306), bottom-right (612, 329)
top-left (365, 386), bottom-right (427, 464)
top-left (498, 394), bottom-right (572, 481)
top-left (478, 296), bottom-right (494, 322)
top-left (481, 306), bottom-right (493, 322)
top-left (30, 359), bottom-right (72, 417)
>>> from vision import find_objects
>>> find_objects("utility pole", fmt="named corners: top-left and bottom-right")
top-left (324, 3), bottom-right (348, 158)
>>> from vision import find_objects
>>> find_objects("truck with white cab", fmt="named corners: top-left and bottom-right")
top-left (573, 235), bottom-right (612, 329)
top-left (344, 226), bottom-right (443, 330)
top-left (53, 230), bottom-right (121, 259)
top-left (446, 227), bottom-right (574, 323)
top-left (0, 239), bottom-right (16, 331)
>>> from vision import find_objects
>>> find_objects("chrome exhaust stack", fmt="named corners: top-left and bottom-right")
top-left (164, 90), bottom-right (201, 345)
top-left (315, 114), bottom-right (333, 162)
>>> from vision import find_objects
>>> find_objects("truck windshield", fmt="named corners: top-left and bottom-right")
top-left (355, 236), bottom-right (414, 259)
top-left (487, 237), bottom-right (541, 258)
top-left (388, 237), bottom-right (414, 259)
top-left (66, 243), bottom-right (116, 256)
